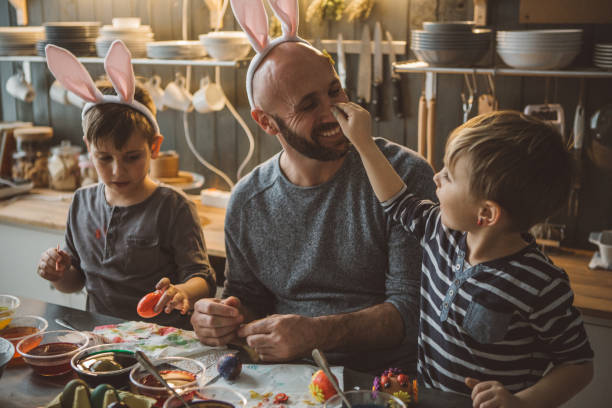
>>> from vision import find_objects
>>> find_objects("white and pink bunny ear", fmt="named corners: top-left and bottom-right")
top-left (230, 0), bottom-right (270, 53)
top-left (45, 44), bottom-right (103, 103)
top-left (268, 0), bottom-right (299, 38)
top-left (104, 40), bottom-right (135, 104)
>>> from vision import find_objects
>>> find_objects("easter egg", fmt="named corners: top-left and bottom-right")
top-left (217, 353), bottom-right (242, 380)
top-left (308, 369), bottom-right (337, 402)
top-left (136, 291), bottom-right (162, 318)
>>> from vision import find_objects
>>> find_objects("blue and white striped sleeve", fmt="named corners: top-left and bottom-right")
top-left (381, 185), bottom-right (439, 242)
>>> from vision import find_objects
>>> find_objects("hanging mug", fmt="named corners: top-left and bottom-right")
top-left (143, 75), bottom-right (166, 112)
top-left (193, 76), bottom-right (225, 114)
top-left (163, 73), bottom-right (193, 112)
top-left (6, 71), bottom-right (35, 103)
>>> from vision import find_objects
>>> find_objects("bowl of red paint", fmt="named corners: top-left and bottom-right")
top-left (16, 329), bottom-right (90, 376)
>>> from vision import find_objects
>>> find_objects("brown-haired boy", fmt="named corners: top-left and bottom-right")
top-left (333, 105), bottom-right (594, 407)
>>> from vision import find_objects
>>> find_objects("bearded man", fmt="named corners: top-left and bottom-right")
top-left (191, 41), bottom-right (435, 373)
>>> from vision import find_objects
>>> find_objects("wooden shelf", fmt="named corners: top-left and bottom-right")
top-left (0, 55), bottom-right (249, 68)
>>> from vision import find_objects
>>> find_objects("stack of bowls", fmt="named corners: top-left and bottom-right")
top-left (37, 22), bottom-right (101, 57)
top-left (96, 24), bottom-right (153, 58)
top-left (146, 40), bottom-right (206, 59)
top-left (594, 43), bottom-right (612, 70)
top-left (410, 21), bottom-right (491, 67)
top-left (198, 31), bottom-right (251, 61)
top-left (496, 29), bottom-right (582, 70)
top-left (0, 27), bottom-right (44, 56)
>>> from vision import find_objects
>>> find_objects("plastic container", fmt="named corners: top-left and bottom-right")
top-left (0, 315), bottom-right (48, 366)
top-left (48, 140), bottom-right (82, 191)
top-left (71, 343), bottom-right (139, 388)
top-left (0, 295), bottom-right (20, 331)
top-left (78, 153), bottom-right (97, 186)
top-left (11, 126), bottom-right (52, 187)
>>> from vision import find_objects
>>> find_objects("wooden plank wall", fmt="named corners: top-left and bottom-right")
top-left (1, 0), bottom-right (611, 249)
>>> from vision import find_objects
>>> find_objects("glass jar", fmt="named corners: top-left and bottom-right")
top-left (11, 150), bottom-right (50, 187)
top-left (48, 141), bottom-right (82, 191)
top-left (78, 153), bottom-right (98, 186)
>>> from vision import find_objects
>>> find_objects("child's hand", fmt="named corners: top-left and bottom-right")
top-left (154, 277), bottom-right (190, 315)
top-left (38, 247), bottom-right (71, 282)
top-left (465, 377), bottom-right (526, 408)
top-left (331, 102), bottom-right (375, 151)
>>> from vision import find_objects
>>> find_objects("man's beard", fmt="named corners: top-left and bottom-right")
top-left (273, 115), bottom-right (350, 161)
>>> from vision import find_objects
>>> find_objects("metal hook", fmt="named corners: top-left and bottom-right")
top-left (486, 73), bottom-right (495, 98)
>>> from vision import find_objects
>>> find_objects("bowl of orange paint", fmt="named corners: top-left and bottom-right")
top-left (0, 315), bottom-right (48, 366)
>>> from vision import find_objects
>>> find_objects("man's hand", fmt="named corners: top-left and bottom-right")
top-left (332, 102), bottom-right (374, 152)
top-left (237, 314), bottom-right (319, 361)
top-left (191, 296), bottom-right (244, 346)
top-left (466, 377), bottom-right (526, 408)
top-left (38, 247), bottom-right (71, 282)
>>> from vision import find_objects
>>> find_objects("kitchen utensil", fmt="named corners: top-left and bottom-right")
top-left (312, 349), bottom-right (351, 408)
top-left (418, 89), bottom-right (427, 157)
top-left (425, 72), bottom-right (436, 169)
top-left (372, 22), bottom-right (384, 122)
top-left (478, 74), bottom-right (497, 114)
top-left (460, 73), bottom-right (476, 123)
top-left (55, 318), bottom-right (79, 331)
top-left (135, 350), bottom-right (191, 408)
top-left (386, 30), bottom-right (403, 119)
top-left (356, 25), bottom-right (371, 108)
top-left (568, 79), bottom-right (585, 217)
top-left (336, 33), bottom-right (347, 92)
top-left (523, 103), bottom-right (565, 138)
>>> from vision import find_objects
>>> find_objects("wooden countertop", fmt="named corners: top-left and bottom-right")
top-left (0, 188), bottom-right (226, 258)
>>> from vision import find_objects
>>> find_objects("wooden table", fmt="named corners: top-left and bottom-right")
top-left (0, 297), bottom-right (472, 408)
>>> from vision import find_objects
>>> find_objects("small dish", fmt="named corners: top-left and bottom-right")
top-left (0, 315), bottom-right (48, 366)
top-left (324, 390), bottom-right (406, 408)
top-left (163, 386), bottom-right (247, 408)
top-left (71, 343), bottom-right (139, 388)
top-left (130, 356), bottom-right (206, 406)
top-left (16, 329), bottom-right (90, 376)
top-left (0, 337), bottom-right (15, 380)
top-left (0, 295), bottom-right (20, 330)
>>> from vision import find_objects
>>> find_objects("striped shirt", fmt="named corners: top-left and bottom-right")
top-left (383, 188), bottom-right (593, 395)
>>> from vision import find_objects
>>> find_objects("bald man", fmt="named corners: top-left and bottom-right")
top-left (191, 43), bottom-right (436, 373)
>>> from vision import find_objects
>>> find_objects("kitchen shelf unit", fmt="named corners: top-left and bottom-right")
top-left (0, 55), bottom-right (249, 68)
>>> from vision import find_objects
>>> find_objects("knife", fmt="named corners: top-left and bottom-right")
top-left (356, 25), bottom-right (371, 108)
top-left (336, 33), bottom-right (347, 92)
top-left (386, 30), bottom-right (404, 118)
top-left (372, 22), bottom-right (384, 122)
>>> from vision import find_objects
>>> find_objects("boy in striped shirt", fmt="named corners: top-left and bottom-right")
top-left (332, 105), bottom-right (593, 407)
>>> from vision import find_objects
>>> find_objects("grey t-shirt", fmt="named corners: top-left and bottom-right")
top-left (222, 138), bottom-right (436, 373)
top-left (64, 183), bottom-right (215, 329)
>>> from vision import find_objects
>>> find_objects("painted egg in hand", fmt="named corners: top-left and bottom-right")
top-left (136, 291), bottom-right (162, 318)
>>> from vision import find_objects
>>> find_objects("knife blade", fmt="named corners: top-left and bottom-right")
top-left (386, 30), bottom-right (404, 118)
top-left (356, 25), bottom-right (371, 108)
top-left (336, 33), bottom-right (347, 92)
top-left (372, 22), bottom-right (384, 122)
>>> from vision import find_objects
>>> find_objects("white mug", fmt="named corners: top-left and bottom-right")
top-left (6, 71), bottom-right (35, 103)
top-left (67, 90), bottom-right (86, 108)
top-left (143, 75), bottom-right (166, 111)
top-left (49, 80), bottom-right (68, 105)
top-left (163, 73), bottom-right (193, 112)
top-left (193, 76), bottom-right (225, 114)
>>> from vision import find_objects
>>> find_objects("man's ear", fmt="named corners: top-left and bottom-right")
top-left (150, 134), bottom-right (164, 159)
top-left (252, 109), bottom-right (279, 136)
top-left (479, 200), bottom-right (502, 227)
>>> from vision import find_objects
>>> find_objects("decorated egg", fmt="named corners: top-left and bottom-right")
top-left (136, 291), bottom-right (162, 319)
top-left (309, 369), bottom-right (337, 402)
top-left (217, 353), bottom-right (242, 380)
top-left (372, 368), bottom-right (418, 404)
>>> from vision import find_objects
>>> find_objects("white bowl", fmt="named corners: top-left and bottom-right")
top-left (497, 49), bottom-right (579, 69)
top-left (112, 17), bottom-right (141, 29)
top-left (199, 34), bottom-right (251, 60)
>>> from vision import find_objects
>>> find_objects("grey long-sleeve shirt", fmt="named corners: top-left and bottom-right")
top-left (64, 183), bottom-right (215, 329)
top-left (222, 138), bottom-right (436, 373)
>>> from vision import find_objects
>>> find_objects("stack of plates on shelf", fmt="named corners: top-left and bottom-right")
top-left (37, 22), bottom-right (101, 57)
top-left (198, 31), bottom-right (251, 60)
top-left (496, 29), bottom-right (582, 70)
top-left (0, 27), bottom-right (44, 56)
top-left (593, 43), bottom-right (612, 70)
top-left (410, 21), bottom-right (491, 67)
top-left (96, 25), bottom-right (154, 58)
top-left (146, 41), bottom-right (206, 59)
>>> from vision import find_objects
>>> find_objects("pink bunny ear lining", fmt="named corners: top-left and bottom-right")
top-left (45, 44), bottom-right (103, 103)
top-left (230, 0), bottom-right (269, 52)
top-left (104, 40), bottom-right (135, 104)
top-left (269, 0), bottom-right (299, 37)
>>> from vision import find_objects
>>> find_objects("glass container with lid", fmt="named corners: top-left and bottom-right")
top-left (48, 140), bottom-right (82, 191)
top-left (78, 153), bottom-right (98, 186)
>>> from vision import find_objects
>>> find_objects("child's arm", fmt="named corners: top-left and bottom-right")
top-left (332, 102), bottom-right (406, 202)
top-left (467, 361), bottom-right (593, 408)
top-left (37, 247), bottom-right (85, 293)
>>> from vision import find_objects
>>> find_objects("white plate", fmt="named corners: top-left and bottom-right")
top-left (0, 182), bottom-right (34, 200)
top-left (153, 171), bottom-right (204, 191)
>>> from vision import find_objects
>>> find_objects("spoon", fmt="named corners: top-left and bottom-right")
top-left (134, 350), bottom-right (191, 408)
top-left (55, 318), bottom-right (79, 331)
top-left (312, 349), bottom-right (352, 408)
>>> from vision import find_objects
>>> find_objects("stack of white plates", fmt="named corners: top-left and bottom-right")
top-left (198, 31), bottom-right (251, 60)
top-left (410, 22), bottom-right (491, 67)
top-left (594, 43), bottom-right (612, 70)
top-left (0, 27), bottom-right (44, 55)
top-left (146, 41), bottom-right (206, 59)
top-left (96, 25), bottom-right (153, 58)
top-left (496, 29), bottom-right (582, 70)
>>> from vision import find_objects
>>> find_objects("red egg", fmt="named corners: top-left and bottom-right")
top-left (137, 291), bottom-right (162, 318)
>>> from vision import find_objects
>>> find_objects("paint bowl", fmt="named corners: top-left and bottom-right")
top-left (16, 329), bottom-right (90, 376)
top-left (71, 343), bottom-right (139, 388)
top-left (162, 386), bottom-right (247, 408)
top-left (0, 337), bottom-right (15, 380)
top-left (0, 295), bottom-right (20, 330)
top-left (130, 356), bottom-right (205, 407)
top-left (0, 315), bottom-right (48, 366)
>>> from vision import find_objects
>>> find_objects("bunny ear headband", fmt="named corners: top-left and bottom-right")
top-left (45, 40), bottom-right (160, 136)
top-left (231, 0), bottom-right (319, 109)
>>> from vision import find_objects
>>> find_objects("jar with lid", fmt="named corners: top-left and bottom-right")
top-left (48, 141), bottom-right (82, 191)
top-left (79, 153), bottom-right (98, 186)
top-left (11, 126), bottom-right (53, 187)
